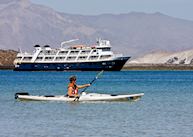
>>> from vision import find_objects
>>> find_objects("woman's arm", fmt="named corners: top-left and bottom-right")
top-left (77, 84), bottom-right (90, 89)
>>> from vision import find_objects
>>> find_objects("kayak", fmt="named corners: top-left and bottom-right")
top-left (15, 92), bottom-right (144, 102)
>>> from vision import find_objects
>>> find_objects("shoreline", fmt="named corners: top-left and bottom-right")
top-left (123, 64), bottom-right (193, 70)
top-left (0, 65), bottom-right (14, 70)
top-left (1, 64), bottom-right (193, 70)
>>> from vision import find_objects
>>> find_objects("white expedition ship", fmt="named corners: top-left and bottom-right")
top-left (14, 39), bottom-right (130, 71)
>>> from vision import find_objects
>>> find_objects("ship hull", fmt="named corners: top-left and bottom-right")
top-left (14, 57), bottom-right (130, 71)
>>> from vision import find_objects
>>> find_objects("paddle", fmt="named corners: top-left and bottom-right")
top-left (81, 70), bottom-right (104, 93)
top-left (74, 70), bottom-right (104, 101)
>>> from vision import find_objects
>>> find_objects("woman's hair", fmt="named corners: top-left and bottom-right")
top-left (69, 75), bottom-right (76, 82)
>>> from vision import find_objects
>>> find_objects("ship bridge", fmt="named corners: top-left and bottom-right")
top-left (95, 39), bottom-right (112, 52)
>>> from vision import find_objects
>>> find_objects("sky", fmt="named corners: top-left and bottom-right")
top-left (31, 0), bottom-right (193, 21)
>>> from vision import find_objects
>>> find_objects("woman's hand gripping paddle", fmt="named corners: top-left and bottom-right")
top-left (74, 70), bottom-right (104, 101)
top-left (81, 70), bottom-right (104, 93)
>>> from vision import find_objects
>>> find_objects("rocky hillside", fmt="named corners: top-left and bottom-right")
top-left (0, 50), bottom-right (17, 66)
top-left (1, 0), bottom-right (193, 57)
top-left (128, 49), bottom-right (193, 65)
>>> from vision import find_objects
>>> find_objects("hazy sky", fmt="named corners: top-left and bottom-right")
top-left (31, 0), bottom-right (193, 21)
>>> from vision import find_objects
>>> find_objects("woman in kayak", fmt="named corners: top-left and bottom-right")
top-left (67, 75), bottom-right (90, 98)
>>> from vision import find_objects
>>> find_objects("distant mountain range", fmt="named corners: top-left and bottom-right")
top-left (1, 0), bottom-right (193, 58)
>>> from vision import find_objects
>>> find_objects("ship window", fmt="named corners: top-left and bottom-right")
top-left (90, 56), bottom-right (98, 58)
top-left (89, 56), bottom-right (98, 60)
top-left (70, 51), bottom-right (79, 55)
top-left (45, 57), bottom-right (54, 60)
top-left (23, 57), bottom-right (32, 61)
top-left (100, 55), bottom-right (111, 59)
top-left (59, 51), bottom-right (68, 54)
top-left (56, 57), bottom-right (65, 60)
top-left (17, 57), bottom-right (22, 59)
top-left (23, 57), bottom-right (32, 59)
top-left (67, 56), bottom-right (76, 61)
top-left (44, 50), bottom-right (57, 55)
top-left (97, 47), bottom-right (111, 51)
top-left (78, 56), bottom-right (87, 60)
top-left (37, 57), bottom-right (43, 59)
top-left (70, 51), bottom-right (79, 53)
top-left (36, 57), bottom-right (43, 61)
top-left (81, 50), bottom-right (90, 54)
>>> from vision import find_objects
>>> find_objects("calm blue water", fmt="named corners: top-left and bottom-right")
top-left (0, 70), bottom-right (193, 137)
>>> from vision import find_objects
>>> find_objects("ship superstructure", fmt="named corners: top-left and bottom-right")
top-left (14, 39), bottom-right (130, 71)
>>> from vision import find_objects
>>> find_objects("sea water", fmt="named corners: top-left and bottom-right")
top-left (0, 70), bottom-right (193, 137)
